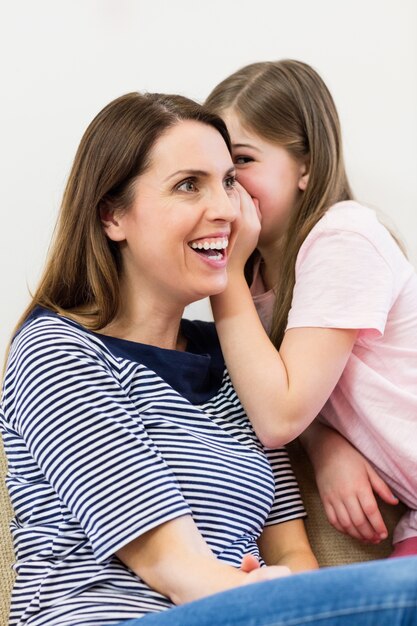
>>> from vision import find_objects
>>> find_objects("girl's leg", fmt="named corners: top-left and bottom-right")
top-left (391, 537), bottom-right (417, 558)
top-left (118, 556), bottom-right (417, 626)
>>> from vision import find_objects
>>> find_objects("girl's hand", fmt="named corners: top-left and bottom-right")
top-left (302, 423), bottom-right (398, 543)
top-left (320, 455), bottom-right (397, 543)
top-left (227, 181), bottom-right (261, 275)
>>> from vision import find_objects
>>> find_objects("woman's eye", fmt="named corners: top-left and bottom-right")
top-left (224, 175), bottom-right (236, 190)
top-left (234, 156), bottom-right (253, 165)
top-left (177, 179), bottom-right (197, 192)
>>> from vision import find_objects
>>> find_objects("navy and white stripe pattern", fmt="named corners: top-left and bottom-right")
top-left (1, 310), bottom-right (305, 626)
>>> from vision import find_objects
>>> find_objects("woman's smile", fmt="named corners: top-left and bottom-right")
top-left (188, 234), bottom-right (229, 266)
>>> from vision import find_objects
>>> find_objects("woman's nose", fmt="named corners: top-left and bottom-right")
top-left (206, 186), bottom-right (239, 223)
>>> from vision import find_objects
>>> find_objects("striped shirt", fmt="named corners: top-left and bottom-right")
top-left (1, 308), bottom-right (305, 626)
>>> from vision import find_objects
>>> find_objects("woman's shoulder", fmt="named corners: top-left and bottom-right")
top-left (14, 307), bottom-right (97, 345)
top-left (8, 307), bottom-right (111, 373)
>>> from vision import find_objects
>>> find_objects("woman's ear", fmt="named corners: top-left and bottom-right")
top-left (99, 201), bottom-right (126, 242)
top-left (298, 159), bottom-right (310, 191)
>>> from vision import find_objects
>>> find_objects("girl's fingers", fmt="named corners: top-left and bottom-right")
top-left (235, 181), bottom-right (260, 219)
top-left (323, 500), bottom-right (359, 538)
top-left (367, 464), bottom-right (399, 506)
top-left (345, 495), bottom-right (382, 542)
top-left (357, 490), bottom-right (388, 541)
top-left (328, 498), bottom-right (374, 542)
top-left (252, 197), bottom-right (261, 219)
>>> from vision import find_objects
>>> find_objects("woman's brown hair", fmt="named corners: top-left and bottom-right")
top-left (206, 59), bottom-right (354, 347)
top-left (11, 92), bottom-right (231, 342)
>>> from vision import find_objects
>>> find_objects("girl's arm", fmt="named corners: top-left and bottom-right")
top-left (116, 514), bottom-right (291, 605)
top-left (212, 183), bottom-right (356, 447)
top-left (300, 422), bottom-right (398, 543)
top-left (211, 272), bottom-right (357, 447)
top-left (257, 519), bottom-right (318, 573)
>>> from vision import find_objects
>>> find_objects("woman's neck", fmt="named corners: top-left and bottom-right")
top-left (99, 285), bottom-right (186, 351)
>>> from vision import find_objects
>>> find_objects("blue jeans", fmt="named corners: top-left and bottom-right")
top-left (117, 556), bottom-right (417, 626)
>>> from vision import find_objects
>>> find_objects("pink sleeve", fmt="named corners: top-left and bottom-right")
top-left (286, 229), bottom-right (394, 337)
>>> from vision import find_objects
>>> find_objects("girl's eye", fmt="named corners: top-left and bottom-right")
top-left (224, 175), bottom-right (236, 190)
top-left (234, 156), bottom-right (253, 165)
top-left (177, 179), bottom-right (197, 192)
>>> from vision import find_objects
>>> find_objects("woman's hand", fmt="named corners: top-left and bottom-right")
top-left (227, 181), bottom-right (261, 275)
top-left (243, 565), bottom-right (292, 584)
top-left (301, 422), bottom-right (398, 543)
top-left (117, 515), bottom-right (292, 606)
top-left (240, 553), bottom-right (292, 584)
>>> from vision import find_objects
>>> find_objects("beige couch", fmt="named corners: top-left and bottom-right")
top-left (0, 438), bottom-right (404, 626)
top-left (0, 439), bottom-right (14, 626)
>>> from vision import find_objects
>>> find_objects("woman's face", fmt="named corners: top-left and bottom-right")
top-left (104, 120), bottom-right (239, 307)
top-left (222, 109), bottom-right (307, 249)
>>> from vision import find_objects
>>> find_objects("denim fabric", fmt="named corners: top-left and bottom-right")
top-left (117, 556), bottom-right (417, 626)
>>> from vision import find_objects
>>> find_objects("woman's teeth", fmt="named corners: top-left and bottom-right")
top-left (189, 238), bottom-right (228, 251)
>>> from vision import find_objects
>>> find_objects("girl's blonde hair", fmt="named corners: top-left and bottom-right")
top-left (10, 92), bottom-right (231, 345)
top-left (206, 59), bottom-right (354, 347)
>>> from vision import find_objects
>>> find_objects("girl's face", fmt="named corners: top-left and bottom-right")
top-left (102, 120), bottom-right (239, 307)
top-left (222, 109), bottom-right (308, 248)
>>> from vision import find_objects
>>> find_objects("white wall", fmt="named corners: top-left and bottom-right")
top-left (1, 0), bottom-right (416, 359)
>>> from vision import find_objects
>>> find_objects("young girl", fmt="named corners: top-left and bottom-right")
top-left (205, 59), bottom-right (417, 559)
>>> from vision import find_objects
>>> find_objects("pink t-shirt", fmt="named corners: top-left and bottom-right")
top-left (252, 201), bottom-right (417, 543)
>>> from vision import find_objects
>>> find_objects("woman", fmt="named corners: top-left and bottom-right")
top-left (1, 91), bottom-right (416, 626)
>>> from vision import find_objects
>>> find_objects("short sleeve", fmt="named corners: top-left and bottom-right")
top-left (263, 448), bottom-right (306, 525)
top-left (4, 318), bottom-right (192, 563)
top-left (287, 229), bottom-right (394, 337)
